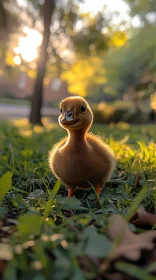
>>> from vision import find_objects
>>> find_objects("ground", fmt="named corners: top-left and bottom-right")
top-left (0, 102), bottom-right (59, 119)
top-left (0, 119), bottom-right (156, 280)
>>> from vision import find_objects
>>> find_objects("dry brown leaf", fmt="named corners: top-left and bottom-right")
top-left (130, 208), bottom-right (156, 226)
top-left (0, 243), bottom-right (13, 260)
top-left (107, 214), bottom-right (156, 261)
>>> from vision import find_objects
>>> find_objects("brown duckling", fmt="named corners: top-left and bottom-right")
top-left (49, 96), bottom-right (116, 198)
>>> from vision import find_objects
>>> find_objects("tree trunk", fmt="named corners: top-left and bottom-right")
top-left (29, 0), bottom-right (55, 125)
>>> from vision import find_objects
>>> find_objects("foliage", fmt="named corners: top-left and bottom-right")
top-left (61, 55), bottom-right (106, 96)
top-left (3, 1), bottom-right (112, 73)
top-left (124, 0), bottom-right (156, 24)
top-left (1, 0), bottom-right (155, 109)
top-left (0, 0), bottom-right (20, 37)
top-left (0, 119), bottom-right (156, 279)
top-left (0, 0), bottom-right (129, 100)
top-left (92, 101), bottom-right (148, 124)
top-left (0, 0), bottom-right (22, 78)
top-left (105, 24), bottom-right (156, 97)
top-left (150, 92), bottom-right (156, 111)
top-left (61, 28), bottom-right (127, 97)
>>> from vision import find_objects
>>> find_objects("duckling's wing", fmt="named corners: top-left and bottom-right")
top-left (87, 133), bottom-right (116, 181)
top-left (87, 133), bottom-right (116, 159)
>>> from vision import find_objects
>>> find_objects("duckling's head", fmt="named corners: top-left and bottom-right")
top-left (59, 96), bottom-right (93, 132)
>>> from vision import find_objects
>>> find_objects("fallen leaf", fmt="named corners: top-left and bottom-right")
top-left (0, 244), bottom-right (13, 260)
top-left (107, 214), bottom-right (156, 261)
top-left (130, 208), bottom-right (156, 227)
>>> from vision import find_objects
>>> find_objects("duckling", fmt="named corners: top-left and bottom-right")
top-left (49, 96), bottom-right (116, 198)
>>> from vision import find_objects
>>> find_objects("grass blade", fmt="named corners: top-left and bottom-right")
top-left (43, 180), bottom-right (61, 220)
top-left (125, 185), bottom-right (147, 222)
top-left (12, 187), bottom-right (29, 195)
top-left (116, 262), bottom-right (156, 280)
top-left (0, 172), bottom-right (12, 206)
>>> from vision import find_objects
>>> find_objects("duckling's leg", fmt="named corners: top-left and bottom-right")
top-left (67, 188), bottom-right (74, 198)
top-left (95, 186), bottom-right (102, 199)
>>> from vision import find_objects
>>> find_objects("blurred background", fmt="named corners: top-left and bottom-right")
top-left (0, 0), bottom-right (155, 125)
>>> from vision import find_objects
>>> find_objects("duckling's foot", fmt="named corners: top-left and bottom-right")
top-left (68, 188), bottom-right (74, 198)
top-left (95, 186), bottom-right (102, 200)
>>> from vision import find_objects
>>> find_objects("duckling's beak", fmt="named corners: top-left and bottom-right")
top-left (61, 111), bottom-right (79, 126)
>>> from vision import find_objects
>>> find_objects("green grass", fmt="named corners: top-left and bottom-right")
top-left (0, 119), bottom-right (156, 279)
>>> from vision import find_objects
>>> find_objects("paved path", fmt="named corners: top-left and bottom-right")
top-left (0, 104), bottom-right (59, 119)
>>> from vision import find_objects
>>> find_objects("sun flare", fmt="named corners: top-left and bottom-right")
top-left (14, 27), bottom-right (42, 64)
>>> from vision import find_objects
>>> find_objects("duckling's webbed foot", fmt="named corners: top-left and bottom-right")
top-left (67, 188), bottom-right (74, 198)
top-left (95, 186), bottom-right (102, 200)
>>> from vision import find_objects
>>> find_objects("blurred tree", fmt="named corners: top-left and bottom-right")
top-left (29, 0), bottom-right (55, 125)
top-left (0, 0), bottom-right (20, 69)
top-left (0, 0), bottom-right (19, 39)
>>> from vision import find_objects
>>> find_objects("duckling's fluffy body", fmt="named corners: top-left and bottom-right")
top-left (49, 96), bottom-right (116, 196)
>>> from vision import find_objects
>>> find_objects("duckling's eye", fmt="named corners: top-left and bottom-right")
top-left (80, 105), bottom-right (86, 113)
top-left (60, 108), bottom-right (62, 113)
